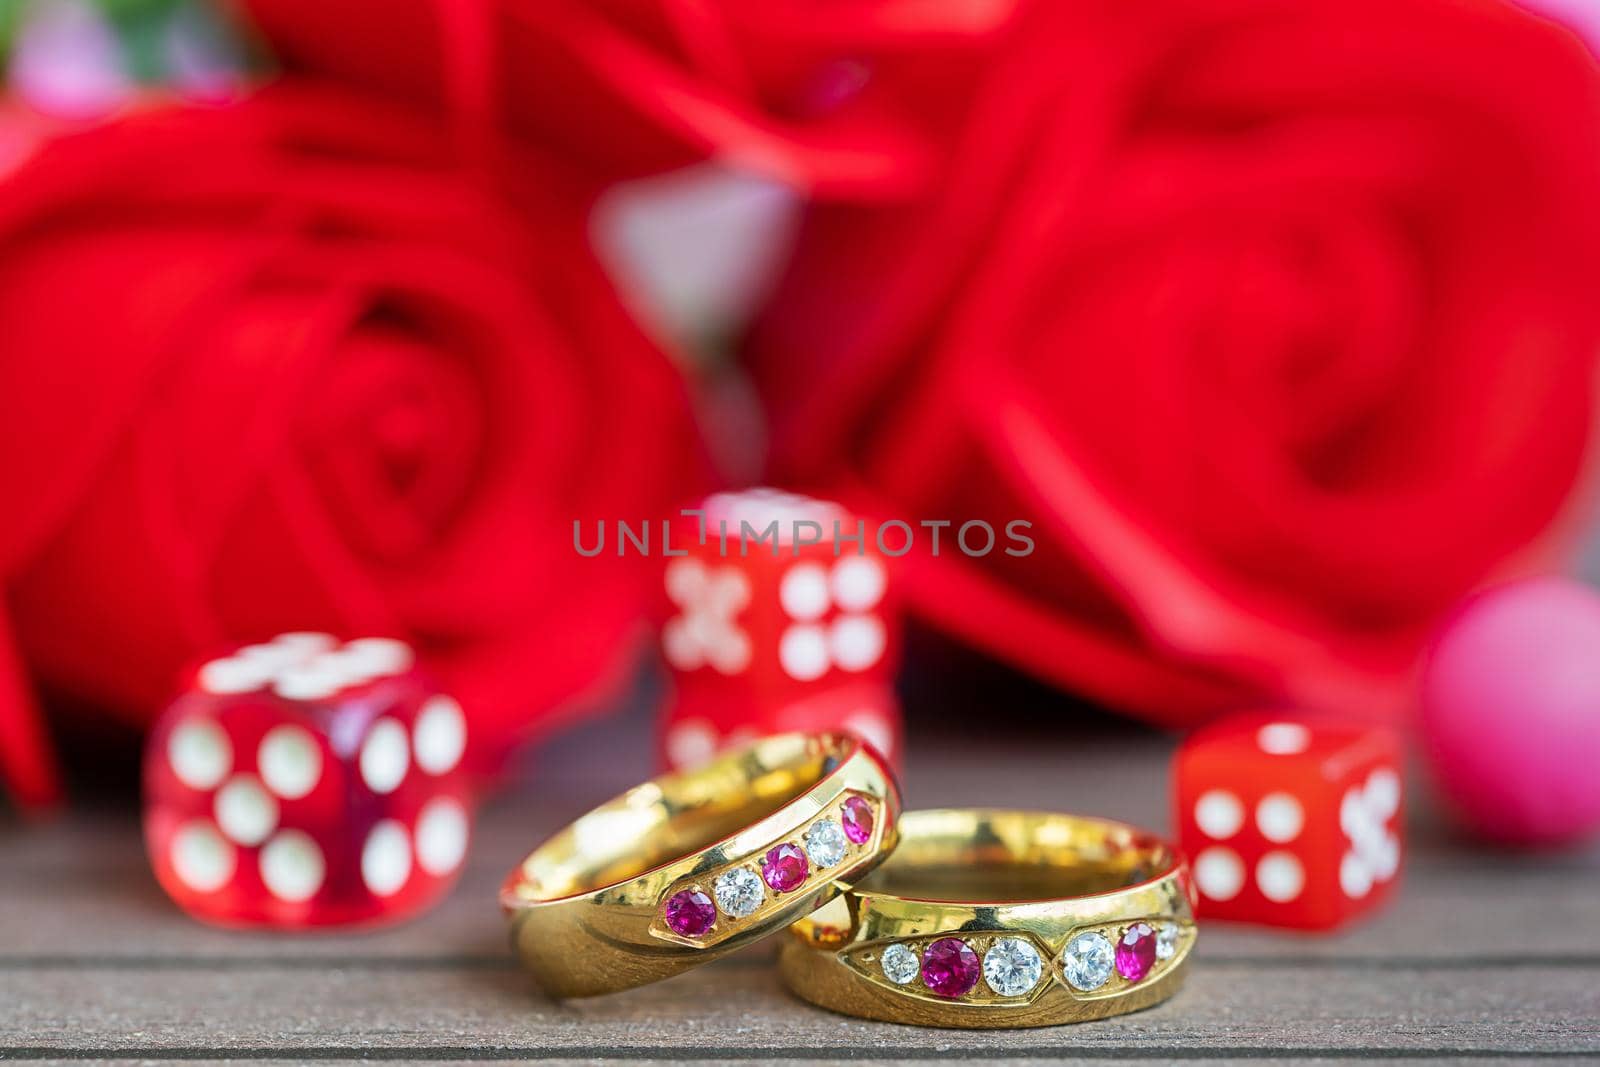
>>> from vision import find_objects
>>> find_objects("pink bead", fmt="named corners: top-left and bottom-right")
top-left (841, 796), bottom-right (874, 844)
top-left (1114, 922), bottom-right (1157, 982)
top-left (919, 937), bottom-right (980, 998)
top-left (1421, 577), bottom-right (1600, 845)
top-left (663, 889), bottom-right (716, 937)
top-left (761, 842), bottom-right (809, 892)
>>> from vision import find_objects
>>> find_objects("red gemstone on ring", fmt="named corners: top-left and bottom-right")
top-left (841, 796), bottom-right (874, 844)
top-left (664, 889), bottom-right (716, 937)
top-left (761, 843), bottom-right (809, 892)
top-left (920, 937), bottom-right (980, 998)
top-left (1115, 921), bottom-right (1157, 982)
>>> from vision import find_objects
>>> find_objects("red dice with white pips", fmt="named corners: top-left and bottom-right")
top-left (144, 632), bottom-right (473, 928)
top-left (1174, 714), bottom-right (1403, 930)
top-left (658, 488), bottom-right (903, 769)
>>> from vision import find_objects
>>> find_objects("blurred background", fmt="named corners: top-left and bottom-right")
top-left (2, 0), bottom-right (1600, 879)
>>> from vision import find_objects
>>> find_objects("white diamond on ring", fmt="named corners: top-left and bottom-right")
top-left (879, 943), bottom-right (919, 985)
top-left (983, 936), bottom-right (1043, 996)
top-left (803, 819), bottom-right (848, 868)
top-left (713, 867), bottom-right (763, 919)
top-left (1156, 922), bottom-right (1180, 960)
top-left (1061, 931), bottom-right (1115, 991)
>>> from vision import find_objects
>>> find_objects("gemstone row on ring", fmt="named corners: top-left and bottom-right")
top-left (876, 935), bottom-right (1042, 999)
top-left (1060, 919), bottom-right (1182, 991)
top-left (661, 795), bottom-right (877, 938)
top-left (872, 919), bottom-right (1184, 1001)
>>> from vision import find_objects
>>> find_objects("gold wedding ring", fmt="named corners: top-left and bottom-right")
top-left (779, 809), bottom-right (1194, 1027)
top-left (501, 732), bottom-right (901, 997)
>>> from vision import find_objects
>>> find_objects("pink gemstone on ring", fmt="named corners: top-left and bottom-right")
top-left (1115, 921), bottom-right (1157, 982)
top-left (761, 842), bottom-right (809, 892)
top-left (920, 937), bottom-right (980, 998)
top-left (841, 796), bottom-right (874, 845)
top-left (663, 889), bottom-right (716, 937)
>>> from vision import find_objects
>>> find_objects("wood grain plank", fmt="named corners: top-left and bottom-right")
top-left (2, 957), bottom-right (1596, 1057)
top-left (3, 857), bottom-right (1598, 966)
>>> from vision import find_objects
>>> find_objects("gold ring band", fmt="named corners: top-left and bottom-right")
top-left (501, 732), bottom-right (901, 997)
top-left (779, 809), bottom-right (1194, 1028)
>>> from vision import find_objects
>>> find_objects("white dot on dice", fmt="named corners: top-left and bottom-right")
top-left (1255, 793), bottom-right (1304, 843)
top-left (1194, 790), bottom-right (1244, 839)
top-left (361, 820), bottom-right (413, 897)
top-left (342, 637), bottom-right (413, 675)
top-left (273, 632), bottom-right (337, 654)
top-left (312, 650), bottom-right (377, 690)
top-left (1194, 846), bottom-right (1245, 901)
top-left (705, 569), bottom-right (752, 614)
top-left (664, 558), bottom-right (706, 605)
top-left (831, 557), bottom-right (886, 612)
top-left (214, 774), bottom-right (279, 847)
top-left (415, 798), bottom-right (469, 877)
top-left (1340, 786), bottom-right (1374, 841)
top-left (171, 820), bottom-right (236, 893)
top-left (237, 642), bottom-right (298, 670)
top-left (360, 718), bottom-right (410, 794)
top-left (413, 696), bottom-right (467, 776)
top-left (198, 657), bottom-right (272, 695)
top-left (829, 615), bottom-right (885, 672)
top-left (260, 830), bottom-right (325, 903)
top-left (1365, 767), bottom-right (1401, 820)
top-left (660, 618), bottom-right (702, 670)
top-left (257, 725), bottom-right (322, 800)
top-left (1373, 833), bottom-right (1401, 882)
top-left (779, 624), bottom-right (830, 681)
top-left (1257, 723), bottom-right (1311, 755)
top-left (1255, 851), bottom-right (1305, 902)
top-left (705, 628), bottom-right (752, 674)
top-left (780, 563), bottom-right (831, 621)
top-left (1340, 850), bottom-right (1373, 899)
top-left (168, 718), bottom-right (232, 790)
top-left (272, 661), bottom-right (346, 701)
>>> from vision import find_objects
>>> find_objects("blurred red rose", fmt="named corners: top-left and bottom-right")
top-left (239, 0), bottom-right (1019, 197)
top-left (751, 0), bottom-right (1600, 725)
top-left (0, 84), bottom-right (701, 806)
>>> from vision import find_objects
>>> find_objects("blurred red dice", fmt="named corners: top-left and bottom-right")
top-left (1174, 714), bottom-right (1402, 930)
top-left (657, 488), bottom-right (903, 768)
top-left (144, 632), bottom-right (474, 928)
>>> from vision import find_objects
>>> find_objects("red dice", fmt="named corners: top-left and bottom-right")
top-left (657, 488), bottom-right (903, 768)
top-left (144, 632), bottom-right (473, 929)
top-left (1174, 714), bottom-right (1403, 930)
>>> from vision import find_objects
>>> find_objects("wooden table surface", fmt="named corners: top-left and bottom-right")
top-left (4, 699), bottom-right (1598, 1065)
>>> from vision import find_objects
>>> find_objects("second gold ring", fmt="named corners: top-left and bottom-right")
top-left (780, 808), bottom-right (1195, 1027)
